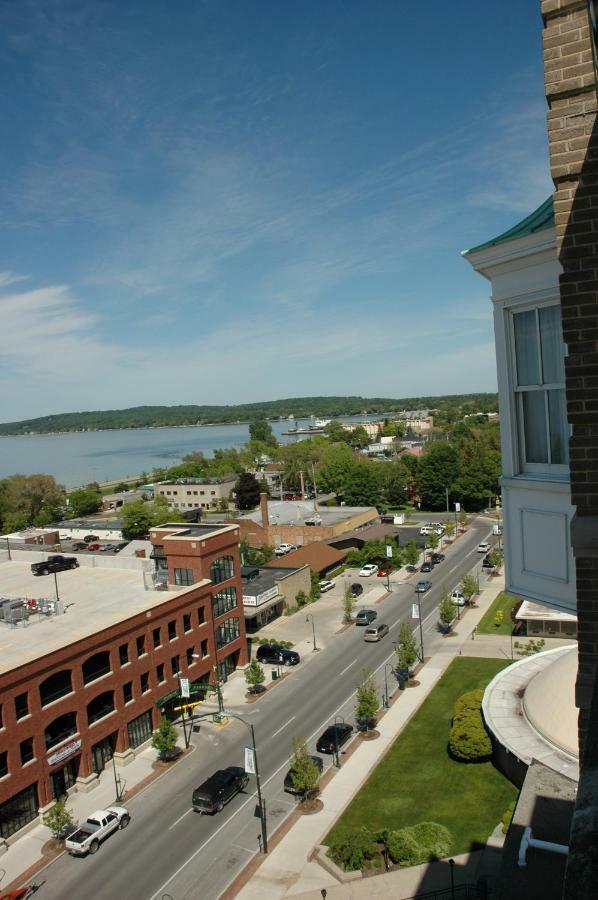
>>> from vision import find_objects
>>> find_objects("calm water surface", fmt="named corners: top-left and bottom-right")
top-left (0, 416), bottom-right (378, 487)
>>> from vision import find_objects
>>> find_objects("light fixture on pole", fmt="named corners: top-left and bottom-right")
top-left (305, 613), bottom-right (318, 652)
top-left (177, 674), bottom-right (191, 749)
top-left (412, 591), bottom-right (425, 662)
top-left (383, 663), bottom-right (394, 708)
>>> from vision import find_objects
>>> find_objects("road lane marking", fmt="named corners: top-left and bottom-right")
top-left (169, 808), bottom-right (193, 830)
top-left (272, 715), bottom-right (296, 738)
top-left (338, 659), bottom-right (358, 677)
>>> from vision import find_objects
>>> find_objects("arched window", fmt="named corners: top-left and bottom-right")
top-left (210, 556), bottom-right (234, 585)
top-left (87, 691), bottom-right (115, 726)
top-left (39, 670), bottom-right (72, 707)
top-left (45, 711), bottom-right (77, 749)
top-left (82, 651), bottom-right (111, 685)
top-left (213, 586), bottom-right (237, 618)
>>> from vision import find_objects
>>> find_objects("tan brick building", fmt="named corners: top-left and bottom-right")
top-left (154, 477), bottom-right (237, 512)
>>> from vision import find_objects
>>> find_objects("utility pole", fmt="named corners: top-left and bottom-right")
top-left (445, 486), bottom-right (450, 513)
top-left (299, 470), bottom-right (305, 498)
top-left (311, 462), bottom-right (319, 511)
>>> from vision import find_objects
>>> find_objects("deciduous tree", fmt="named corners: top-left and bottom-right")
top-left (151, 715), bottom-right (179, 759)
top-left (289, 736), bottom-right (321, 799)
top-left (234, 472), bottom-right (261, 510)
top-left (245, 659), bottom-right (266, 693)
top-left (355, 668), bottom-right (379, 732)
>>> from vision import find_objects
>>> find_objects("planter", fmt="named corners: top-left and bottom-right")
top-left (359, 729), bottom-right (380, 741)
top-left (297, 798), bottom-right (324, 815)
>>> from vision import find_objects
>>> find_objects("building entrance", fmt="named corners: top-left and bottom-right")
top-left (92, 733), bottom-right (116, 776)
top-left (51, 757), bottom-right (79, 800)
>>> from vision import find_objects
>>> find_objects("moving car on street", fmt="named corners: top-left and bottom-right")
top-left (318, 580), bottom-right (335, 593)
top-left (65, 807), bottom-right (130, 856)
top-left (415, 580), bottom-right (432, 594)
top-left (192, 767), bottom-right (249, 814)
top-left (477, 541), bottom-right (490, 553)
top-left (430, 553), bottom-right (445, 565)
top-left (256, 643), bottom-right (300, 666)
top-left (359, 563), bottom-right (379, 577)
top-left (364, 623), bottom-right (389, 642)
top-left (316, 723), bottom-right (354, 754)
top-left (420, 561), bottom-right (433, 573)
top-left (355, 609), bottom-right (377, 626)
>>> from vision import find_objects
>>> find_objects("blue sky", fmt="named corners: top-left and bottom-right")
top-left (0, 0), bottom-right (552, 421)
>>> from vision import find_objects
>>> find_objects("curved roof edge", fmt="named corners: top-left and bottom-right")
top-left (462, 197), bottom-right (554, 256)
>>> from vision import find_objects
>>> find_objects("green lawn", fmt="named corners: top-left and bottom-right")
top-left (326, 657), bottom-right (517, 856)
top-left (476, 592), bottom-right (519, 635)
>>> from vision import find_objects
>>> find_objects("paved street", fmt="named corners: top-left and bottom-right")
top-left (28, 519), bottom-right (496, 900)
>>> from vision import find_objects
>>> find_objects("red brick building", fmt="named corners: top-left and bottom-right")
top-left (0, 523), bottom-right (246, 845)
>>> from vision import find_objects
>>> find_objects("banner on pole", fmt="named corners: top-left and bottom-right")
top-left (412, 603), bottom-right (420, 620)
top-left (245, 746), bottom-right (256, 775)
top-left (180, 677), bottom-right (190, 698)
top-left (454, 502), bottom-right (461, 512)
top-left (386, 544), bottom-right (393, 559)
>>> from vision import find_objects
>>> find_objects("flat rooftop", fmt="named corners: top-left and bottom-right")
top-left (242, 565), bottom-right (303, 597)
top-left (0, 561), bottom-right (207, 676)
top-left (151, 523), bottom-right (237, 540)
top-left (243, 501), bottom-right (376, 527)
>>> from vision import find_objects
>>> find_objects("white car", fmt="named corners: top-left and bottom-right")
top-left (359, 563), bottom-right (379, 577)
top-left (318, 579), bottom-right (335, 593)
top-left (451, 590), bottom-right (466, 606)
top-left (477, 541), bottom-right (490, 553)
top-left (419, 523), bottom-right (446, 536)
top-left (65, 806), bottom-right (130, 855)
top-left (275, 543), bottom-right (297, 556)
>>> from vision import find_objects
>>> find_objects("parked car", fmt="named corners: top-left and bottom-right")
top-left (256, 644), bottom-right (301, 666)
top-left (65, 806), bottom-right (129, 856)
top-left (316, 723), bottom-right (354, 754)
top-left (283, 755), bottom-right (324, 795)
top-left (31, 555), bottom-right (79, 577)
top-left (275, 543), bottom-right (297, 556)
top-left (58, 532), bottom-right (71, 541)
top-left (350, 583), bottom-right (363, 598)
top-left (415, 580), bottom-right (432, 593)
top-left (477, 541), bottom-right (491, 553)
top-left (420, 561), bottom-right (433, 573)
top-left (83, 535), bottom-right (100, 543)
top-left (113, 542), bottom-right (128, 553)
top-left (99, 543), bottom-right (115, 552)
top-left (86, 543), bottom-right (101, 552)
top-left (420, 523), bottom-right (445, 536)
top-left (364, 623), bottom-right (389, 642)
top-left (377, 564), bottom-right (393, 577)
top-left (72, 541), bottom-right (88, 551)
top-left (359, 563), bottom-right (379, 577)
top-left (318, 580), bottom-right (335, 593)
top-left (430, 553), bottom-right (445, 565)
top-left (355, 609), bottom-right (377, 626)
top-left (192, 767), bottom-right (249, 814)
top-left (451, 589), bottom-right (466, 606)
top-left (492, 524), bottom-right (503, 536)
top-left (482, 555), bottom-right (494, 568)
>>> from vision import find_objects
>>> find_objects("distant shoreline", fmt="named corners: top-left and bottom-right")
top-left (0, 421), bottom-right (259, 438)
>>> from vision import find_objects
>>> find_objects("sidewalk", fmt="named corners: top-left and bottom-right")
top-left (233, 578), bottom-right (509, 900)
top-left (0, 745), bottom-right (159, 891)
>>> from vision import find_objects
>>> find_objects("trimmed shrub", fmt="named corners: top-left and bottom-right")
top-left (453, 689), bottom-right (484, 720)
top-left (328, 827), bottom-right (377, 871)
top-left (449, 688), bottom-right (492, 761)
top-left (387, 822), bottom-right (452, 867)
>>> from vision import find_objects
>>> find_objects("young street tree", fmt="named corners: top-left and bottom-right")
top-left (459, 508), bottom-right (468, 530)
top-left (403, 540), bottom-right (420, 570)
top-left (355, 668), bottom-right (379, 732)
top-left (151, 715), bottom-right (179, 759)
top-left (427, 531), bottom-right (439, 552)
top-left (290, 736), bottom-right (321, 800)
top-left (439, 590), bottom-right (456, 632)
top-left (342, 584), bottom-right (355, 622)
top-left (461, 574), bottom-right (479, 603)
top-left (395, 622), bottom-right (419, 672)
top-left (43, 797), bottom-right (74, 839)
top-left (443, 519), bottom-right (455, 540)
top-left (245, 659), bottom-right (266, 694)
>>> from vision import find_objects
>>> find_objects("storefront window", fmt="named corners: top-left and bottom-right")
top-left (127, 710), bottom-right (153, 749)
top-left (0, 783), bottom-right (38, 839)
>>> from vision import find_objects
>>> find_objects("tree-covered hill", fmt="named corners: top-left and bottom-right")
top-left (0, 393), bottom-right (498, 435)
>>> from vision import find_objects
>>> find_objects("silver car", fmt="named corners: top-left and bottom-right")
top-left (364, 623), bottom-right (389, 642)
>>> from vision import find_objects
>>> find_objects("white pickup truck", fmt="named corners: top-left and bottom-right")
top-left (65, 806), bottom-right (130, 855)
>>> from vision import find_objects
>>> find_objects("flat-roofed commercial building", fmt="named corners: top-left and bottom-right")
top-left (0, 523), bottom-right (246, 846)
top-left (154, 477), bottom-right (237, 512)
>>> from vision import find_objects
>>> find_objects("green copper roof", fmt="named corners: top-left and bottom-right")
top-left (462, 197), bottom-right (554, 256)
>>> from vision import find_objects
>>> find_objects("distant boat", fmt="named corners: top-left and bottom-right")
top-left (314, 418), bottom-right (331, 428)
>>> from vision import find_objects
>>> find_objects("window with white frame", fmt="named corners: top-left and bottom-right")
top-left (511, 303), bottom-right (568, 472)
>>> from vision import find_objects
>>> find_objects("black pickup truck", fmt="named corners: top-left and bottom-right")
top-left (192, 767), bottom-right (249, 814)
top-left (31, 555), bottom-right (80, 576)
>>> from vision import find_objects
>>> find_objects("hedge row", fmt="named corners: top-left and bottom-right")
top-left (247, 637), bottom-right (294, 648)
top-left (328, 822), bottom-right (452, 872)
top-left (449, 689), bottom-right (492, 762)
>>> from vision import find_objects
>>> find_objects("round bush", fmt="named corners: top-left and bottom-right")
top-left (449, 718), bottom-right (492, 761)
top-left (328, 827), bottom-right (377, 871)
top-left (453, 689), bottom-right (484, 719)
top-left (409, 822), bottom-right (452, 860)
top-left (386, 829), bottom-right (422, 867)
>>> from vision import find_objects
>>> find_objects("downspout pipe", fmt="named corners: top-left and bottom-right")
top-left (518, 827), bottom-right (569, 867)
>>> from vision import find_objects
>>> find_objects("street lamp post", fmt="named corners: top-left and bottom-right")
top-left (333, 716), bottom-right (345, 769)
top-left (305, 613), bottom-right (318, 652)
top-left (177, 675), bottom-right (190, 749)
top-left (112, 753), bottom-right (125, 803)
top-left (53, 571), bottom-right (60, 605)
top-left (383, 663), bottom-right (394, 708)
top-left (414, 590), bottom-right (425, 662)
top-left (191, 711), bottom-right (268, 852)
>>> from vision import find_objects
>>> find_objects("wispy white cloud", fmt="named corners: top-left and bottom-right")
top-left (0, 271), bottom-right (29, 288)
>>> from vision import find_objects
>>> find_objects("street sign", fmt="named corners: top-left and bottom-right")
top-left (386, 544), bottom-right (393, 559)
top-left (245, 746), bottom-right (256, 775)
top-left (455, 502), bottom-right (461, 512)
top-left (412, 603), bottom-right (420, 620)
top-left (180, 677), bottom-right (190, 698)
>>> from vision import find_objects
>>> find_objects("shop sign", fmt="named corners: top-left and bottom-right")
top-left (47, 738), bottom-right (81, 767)
top-left (243, 586), bottom-right (279, 607)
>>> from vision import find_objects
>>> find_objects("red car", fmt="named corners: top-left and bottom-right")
top-left (87, 543), bottom-right (101, 551)
top-left (377, 565), bottom-right (393, 577)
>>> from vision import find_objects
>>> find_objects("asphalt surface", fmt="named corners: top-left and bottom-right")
top-left (35, 518), bottom-right (495, 900)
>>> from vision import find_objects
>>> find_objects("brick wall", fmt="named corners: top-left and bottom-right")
top-left (542, 0), bottom-right (598, 751)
